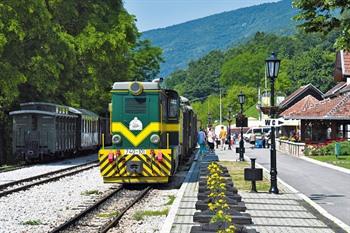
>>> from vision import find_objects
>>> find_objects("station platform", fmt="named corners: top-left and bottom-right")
top-left (162, 148), bottom-right (343, 233)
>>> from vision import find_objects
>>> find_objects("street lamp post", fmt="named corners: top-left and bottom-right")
top-left (227, 105), bottom-right (233, 150)
top-left (207, 113), bottom-right (212, 128)
top-left (238, 91), bottom-right (246, 161)
top-left (265, 52), bottom-right (281, 194)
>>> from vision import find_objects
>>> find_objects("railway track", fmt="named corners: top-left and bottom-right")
top-left (0, 161), bottom-right (98, 198)
top-left (50, 185), bottom-right (151, 233)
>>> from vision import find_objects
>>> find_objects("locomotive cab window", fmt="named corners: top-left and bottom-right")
top-left (168, 98), bottom-right (179, 118)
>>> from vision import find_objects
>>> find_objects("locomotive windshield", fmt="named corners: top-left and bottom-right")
top-left (124, 97), bottom-right (147, 114)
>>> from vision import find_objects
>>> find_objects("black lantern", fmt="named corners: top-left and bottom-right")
top-left (265, 52), bottom-right (281, 79)
top-left (238, 91), bottom-right (246, 105)
top-left (237, 92), bottom-right (246, 161)
top-left (265, 52), bottom-right (280, 194)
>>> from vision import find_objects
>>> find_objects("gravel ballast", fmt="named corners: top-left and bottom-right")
top-left (0, 167), bottom-right (115, 233)
top-left (111, 188), bottom-right (178, 233)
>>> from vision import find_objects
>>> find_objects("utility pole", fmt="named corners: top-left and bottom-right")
top-left (219, 88), bottom-right (222, 125)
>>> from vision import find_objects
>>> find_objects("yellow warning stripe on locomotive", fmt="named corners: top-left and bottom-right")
top-left (111, 122), bottom-right (179, 147)
top-left (98, 149), bottom-right (172, 178)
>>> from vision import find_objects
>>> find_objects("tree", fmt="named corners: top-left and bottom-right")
top-left (293, 0), bottom-right (350, 49)
top-left (286, 47), bottom-right (335, 93)
top-left (130, 39), bottom-right (163, 81)
top-left (0, 0), bottom-right (163, 164)
top-left (181, 50), bottom-right (224, 99)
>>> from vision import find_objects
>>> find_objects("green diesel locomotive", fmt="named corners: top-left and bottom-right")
top-left (98, 81), bottom-right (197, 183)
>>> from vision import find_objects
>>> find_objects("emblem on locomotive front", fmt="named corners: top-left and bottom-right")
top-left (129, 117), bottom-right (143, 130)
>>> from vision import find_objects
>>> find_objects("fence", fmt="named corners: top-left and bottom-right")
top-left (276, 139), bottom-right (305, 157)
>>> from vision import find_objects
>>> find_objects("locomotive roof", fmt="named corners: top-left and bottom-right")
top-left (112, 81), bottom-right (160, 90)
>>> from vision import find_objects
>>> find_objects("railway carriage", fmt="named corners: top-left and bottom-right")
top-left (98, 81), bottom-right (197, 183)
top-left (10, 102), bottom-right (110, 162)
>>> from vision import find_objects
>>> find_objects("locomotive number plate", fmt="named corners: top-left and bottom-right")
top-left (125, 149), bottom-right (146, 155)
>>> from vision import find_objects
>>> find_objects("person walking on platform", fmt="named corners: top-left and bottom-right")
top-left (197, 128), bottom-right (206, 155)
top-left (262, 133), bottom-right (266, 148)
top-left (219, 126), bottom-right (227, 150)
top-left (207, 127), bottom-right (215, 153)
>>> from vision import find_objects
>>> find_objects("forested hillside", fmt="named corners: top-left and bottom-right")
top-left (143, 0), bottom-right (296, 76)
top-left (165, 31), bottom-right (337, 125)
top-left (0, 0), bottom-right (162, 163)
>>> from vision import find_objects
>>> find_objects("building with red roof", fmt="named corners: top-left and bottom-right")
top-left (279, 50), bottom-right (350, 144)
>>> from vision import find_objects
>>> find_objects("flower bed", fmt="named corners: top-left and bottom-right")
top-left (304, 140), bottom-right (350, 156)
top-left (191, 162), bottom-right (255, 233)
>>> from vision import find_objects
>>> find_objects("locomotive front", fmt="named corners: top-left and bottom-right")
top-left (98, 81), bottom-right (180, 183)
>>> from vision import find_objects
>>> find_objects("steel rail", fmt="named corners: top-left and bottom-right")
top-left (100, 186), bottom-right (151, 233)
top-left (0, 160), bottom-right (98, 191)
top-left (49, 186), bottom-right (125, 233)
top-left (0, 162), bottom-right (98, 198)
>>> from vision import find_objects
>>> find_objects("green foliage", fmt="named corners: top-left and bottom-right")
top-left (97, 211), bottom-right (119, 218)
top-left (165, 195), bottom-right (176, 206)
top-left (165, 50), bottom-right (224, 98)
top-left (143, 0), bottom-right (296, 76)
top-left (22, 219), bottom-right (42, 225)
top-left (166, 31), bottom-right (336, 124)
top-left (306, 141), bottom-right (350, 156)
top-left (287, 47), bottom-right (335, 93)
top-left (133, 208), bottom-right (169, 221)
top-left (0, 0), bottom-right (161, 113)
top-left (244, 104), bottom-right (259, 119)
top-left (293, 0), bottom-right (350, 50)
top-left (0, 0), bottom-right (162, 163)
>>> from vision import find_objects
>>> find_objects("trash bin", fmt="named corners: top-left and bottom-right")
top-left (335, 142), bottom-right (341, 158)
top-left (255, 139), bottom-right (263, 148)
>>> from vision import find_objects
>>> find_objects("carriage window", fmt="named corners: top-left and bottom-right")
top-left (168, 99), bottom-right (178, 118)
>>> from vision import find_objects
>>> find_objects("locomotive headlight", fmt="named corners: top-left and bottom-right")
top-left (150, 134), bottom-right (160, 144)
top-left (112, 134), bottom-right (122, 144)
top-left (129, 82), bottom-right (143, 95)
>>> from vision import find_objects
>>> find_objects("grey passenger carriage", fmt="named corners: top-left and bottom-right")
top-left (10, 102), bottom-right (106, 162)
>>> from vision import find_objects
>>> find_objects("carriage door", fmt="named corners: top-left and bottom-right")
top-left (39, 116), bottom-right (53, 154)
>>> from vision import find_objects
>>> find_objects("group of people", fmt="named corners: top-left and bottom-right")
top-left (197, 126), bottom-right (238, 155)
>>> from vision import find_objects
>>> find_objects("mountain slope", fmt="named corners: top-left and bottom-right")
top-left (142, 0), bottom-right (297, 76)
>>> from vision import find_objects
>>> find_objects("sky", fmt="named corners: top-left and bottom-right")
top-left (123, 0), bottom-right (280, 32)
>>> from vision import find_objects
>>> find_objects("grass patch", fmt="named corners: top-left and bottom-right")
top-left (219, 161), bottom-right (270, 192)
top-left (165, 195), bottom-right (176, 205)
top-left (22, 220), bottom-right (42, 225)
top-left (133, 208), bottom-right (169, 221)
top-left (309, 155), bottom-right (350, 169)
top-left (80, 190), bottom-right (102, 196)
top-left (0, 164), bottom-right (19, 172)
top-left (97, 211), bottom-right (119, 218)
